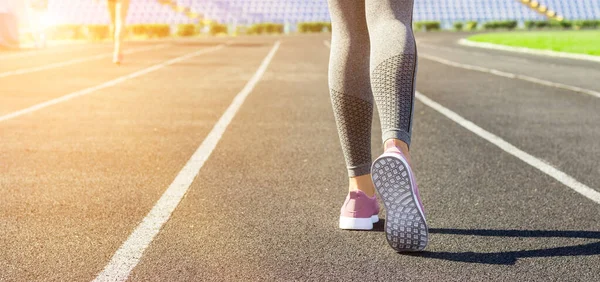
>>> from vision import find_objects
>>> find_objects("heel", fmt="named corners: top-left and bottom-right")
top-left (339, 216), bottom-right (374, 230)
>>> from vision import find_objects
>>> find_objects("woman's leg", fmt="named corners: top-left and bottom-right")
top-left (366, 0), bottom-right (417, 161)
top-left (366, 0), bottom-right (428, 251)
top-left (107, 0), bottom-right (117, 42)
top-left (113, 0), bottom-right (130, 59)
top-left (327, 0), bottom-right (375, 197)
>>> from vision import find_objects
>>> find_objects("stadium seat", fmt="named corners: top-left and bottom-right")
top-left (44, 0), bottom-right (600, 27)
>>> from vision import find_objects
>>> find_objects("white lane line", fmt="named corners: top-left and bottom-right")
top-left (419, 53), bottom-right (600, 99)
top-left (458, 38), bottom-right (600, 64)
top-left (0, 45), bottom-right (224, 123)
top-left (93, 41), bottom-right (281, 282)
top-left (323, 40), bottom-right (600, 204)
top-left (418, 42), bottom-right (543, 65)
top-left (0, 44), bottom-right (169, 78)
top-left (416, 91), bottom-right (600, 204)
top-left (0, 44), bottom-right (108, 59)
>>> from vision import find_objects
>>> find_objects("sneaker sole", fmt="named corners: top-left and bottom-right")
top-left (339, 215), bottom-right (379, 230)
top-left (372, 153), bottom-right (428, 251)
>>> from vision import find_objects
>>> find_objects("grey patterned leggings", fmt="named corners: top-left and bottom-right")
top-left (328, 0), bottom-right (417, 177)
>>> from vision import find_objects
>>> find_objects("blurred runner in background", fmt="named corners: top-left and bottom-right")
top-left (107, 0), bottom-right (130, 64)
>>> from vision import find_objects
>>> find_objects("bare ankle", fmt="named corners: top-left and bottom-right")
top-left (384, 139), bottom-right (412, 166)
top-left (349, 174), bottom-right (375, 197)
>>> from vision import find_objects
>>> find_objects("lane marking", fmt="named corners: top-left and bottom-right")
top-left (417, 42), bottom-right (544, 65)
top-left (324, 40), bottom-right (600, 204)
top-left (0, 45), bottom-right (225, 123)
top-left (419, 53), bottom-right (600, 99)
top-left (458, 38), bottom-right (600, 64)
top-left (0, 44), bottom-right (169, 78)
top-left (416, 91), bottom-right (600, 204)
top-left (0, 44), bottom-right (108, 59)
top-left (93, 41), bottom-right (281, 282)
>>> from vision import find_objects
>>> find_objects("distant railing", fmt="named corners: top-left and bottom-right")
top-left (157, 0), bottom-right (205, 22)
top-left (518, 0), bottom-right (564, 21)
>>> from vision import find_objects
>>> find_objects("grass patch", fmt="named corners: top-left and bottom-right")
top-left (469, 30), bottom-right (600, 56)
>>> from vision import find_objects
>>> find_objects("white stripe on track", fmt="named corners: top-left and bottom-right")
top-left (416, 91), bottom-right (600, 204)
top-left (0, 44), bottom-right (107, 59)
top-left (0, 44), bottom-right (169, 78)
top-left (0, 45), bottom-right (224, 123)
top-left (419, 53), bottom-right (600, 99)
top-left (458, 38), bottom-right (600, 64)
top-left (93, 41), bottom-right (281, 282)
top-left (323, 40), bottom-right (600, 204)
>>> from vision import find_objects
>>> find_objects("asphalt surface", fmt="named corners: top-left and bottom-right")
top-left (1, 32), bottom-right (599, 281)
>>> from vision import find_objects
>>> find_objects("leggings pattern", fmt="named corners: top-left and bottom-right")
top-left (371, 53), bottom-right (417, 145)
top-left (330, 90), bottom-right (374, 177)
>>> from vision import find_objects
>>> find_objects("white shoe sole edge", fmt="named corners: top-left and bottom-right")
top-left (339, 215), bottom-right (379, 230)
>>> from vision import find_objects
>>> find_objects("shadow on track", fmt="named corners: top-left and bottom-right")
top-left (368, 220), bottom-right (600, 264)
top-left (406, 228), bottom-right (600, 265)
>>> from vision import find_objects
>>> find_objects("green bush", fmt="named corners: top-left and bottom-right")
top-left (266, 23), bottom-right (284, 34)
top-left (549, 20), bottom-right (572, 29)
top-left (453, 22), bottom-right (463, 31)
top-left (247, 24), bottom-right (265, 35)
top-left (414, 21), bottom-right (441, 31)
top-left (177, 24), bottom-right (198, 36)
top-left (465, 21), bottom-right (478, 31)
top-left (297, 22), bottom-right (311, 33)
top-left (297, 22), bottom-right (331, 33)
top-left (483, 20), bottom-right (517, 30)
top-left (86, 25), bottom-right (110, 40)
top-left (149, 24), bottom-right (171, 38)
top-left (559, 20), bottom-right (573, 29)
top-left (526, 20), bottom-right (584, 30)
top-left (247, 23), bottom-right (284, 34)
top-left (129, 24), bottom-right (171, 38)
top-left (50, 24), bottom-right (176, 40)
top-left (128, 24), bottom-right (146, 36)
top-left (524, 20), bottom-right (536, 29)
top-left (49, 25), bottom-right (109, 40)
top-left (524, 20), bottom-right (551, 29)
top-left (482, 22), bottom-right (494, 30)
top-left (49, 25), bottom-right (85, 40)
top-left (502, 20), bottom-right (518, 30)
top-left (210, 23), bottom-right (228, 35)
top-left (573, 20), bottom-right (600, 29)
top-left (535, 21), bottom-right (550, 29)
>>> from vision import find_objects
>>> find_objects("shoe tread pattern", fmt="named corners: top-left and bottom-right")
top-left (372, 156), bottom-right (428, 251)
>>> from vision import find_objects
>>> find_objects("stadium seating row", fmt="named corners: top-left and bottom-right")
top-left (43, 0), bottom-right (599, 26)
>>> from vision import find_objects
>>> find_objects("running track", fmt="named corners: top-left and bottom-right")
top-left (1, 33), bottom-right (599, 281)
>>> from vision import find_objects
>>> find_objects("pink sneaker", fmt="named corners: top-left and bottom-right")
top-left (339, 190), bottom-right (380, 230)
top-left (372, 147), bottom-right (428, 251)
